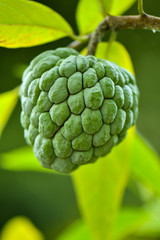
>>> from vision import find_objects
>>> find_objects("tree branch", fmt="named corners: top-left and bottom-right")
top-left (87, 14), bottom-right (160, 55)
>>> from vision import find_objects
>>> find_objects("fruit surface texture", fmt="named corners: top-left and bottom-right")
top-left (20, 47), bottom-right (139, 173)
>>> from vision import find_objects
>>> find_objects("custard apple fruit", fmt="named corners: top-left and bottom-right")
top-left (20, 47), bottom-right (139, 173)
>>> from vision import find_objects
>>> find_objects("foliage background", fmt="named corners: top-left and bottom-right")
top-left (0, 0), bottom-right (160, 239)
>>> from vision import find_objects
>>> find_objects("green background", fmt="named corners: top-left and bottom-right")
top-left (0, 0), bottom-right (159, 239)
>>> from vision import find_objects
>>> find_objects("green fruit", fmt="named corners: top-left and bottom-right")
top-left (20, 47), bottom-right (139, 174)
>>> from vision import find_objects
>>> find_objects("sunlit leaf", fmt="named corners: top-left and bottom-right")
top-left (81, 41), bottom-right (134, 75)
top-left (76, 0), bottom-right (103, 35)
top-left (72, 128), bottom-right (135, 240)
top-left (114, 208), bottom-right (149, 240)
top-left (56, 219), bottom-right (92, 240)
top-left (97, 0), bottom-right (113, 17)
top-left (110, 0), bottom-right (136, 16)
top-left (0, 216), bottom-right (44, 240)
top-left (136, 200), bottom-right (160, 237)
top-left (76, 0), bottom-right (136, 35)
top-left (0, 0), bottom-right (74, 48)
top-left (56, 207), bottom-right (150, 240)
top-left (0, 146), bottom-right (51, 172)
top-left (96, 42), bottom-right (134, 75)
top-left (0, 87), bottom-right (19, 137)
top-left (131, 133), bottom-right (160, 197)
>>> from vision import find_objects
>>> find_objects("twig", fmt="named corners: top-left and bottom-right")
top-left (87, 14), bottom-right (160, 55)
top-left (68, 39), bottom-right (89, 50)
top-left (138, 0), bottom-right (144, 15)
top-left (68, 40), bottom-right (83, 49)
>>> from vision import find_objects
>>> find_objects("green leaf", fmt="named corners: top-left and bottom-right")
top-left (0, 0), bottom-right (74, 48)
top-left (136, 200), bottom-right (160, 237)
top-left (0, 146), bottom-right (51, 172)
top-left (97, 0), bottom-right (113, 17)
top-left (0, 87), bottom-right (19, 137)
top-left (72, 128), bottom-right (135, 240)
top-left (81, 41), bottom-right (134, 75)
top-left (56, 207), bottom-right (149, 240)
top-left (131, 133), bottom-right (160, 197)
top-left (56, 219), bottom-right (92, 240)
top-left (76, 0), bottom-right (103, 35)
top-left (114, 208), bottom-right (149, 240)
top-left (109, 0), bottom-right (136, 16)
top-left (76, 0), bottom-right (136, 35)
top-left (95, 41), bottom-right (134, 75)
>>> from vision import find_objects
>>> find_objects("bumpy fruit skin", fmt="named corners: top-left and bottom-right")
top-left (20, 47), bottom-right (139, 173)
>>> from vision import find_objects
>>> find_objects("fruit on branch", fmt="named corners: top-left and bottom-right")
top-left (20, 47), bottom-right (139, 173)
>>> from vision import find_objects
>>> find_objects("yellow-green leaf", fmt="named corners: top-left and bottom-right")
top-left (110, 0), bottom-right (136, 16)
top-left (56, 206), bottom-right (149, 240)
top-left (76, 0), bottom-right (136, 35)
top-left (81, 41), bottom-right (134, 75)
top-left (0, 0), bottom-right (74, 48)
top-left (56, 220), bottom-right (91, 240)
top-left (0, 216), bottom-right (44, 240)
top-left (95, 41), bottom-right (134, 75)
top-left (114, 207), bottom-right (149, 240)
top-left (136, 200), bottom-right (160, 237)
top-left (131, 133), bottom-right (160, 197)
top-left (76, 0), bottom-right (103, 35)
top-left (97, 0), bottom-right (113, 17)
top-left (72, 128), bottom-right (135, 240)
top-left (0, 146), bottom-right (51, 172)
top-left (0, 87), bottom-right (19, 137)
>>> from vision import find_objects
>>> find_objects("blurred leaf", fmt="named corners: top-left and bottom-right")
top-left (0, 146), bottom-right (51, 172)
top-left (76, 0), bottom-right (136, 35)
top-left (97, 0), bottom-right (113, 16)
top-left (56, 219), bottom-right (92, 240)
top-left (0, 0), bottom-right (74, 48)
top-left (136, 199), bottom-right (160, 237)
top-left (97, 0), bottom-right (136, 17)
top-left (0, 87), bottom-right (19, 137)
top-left (114, 208), bottom-right (149, 240)
top-left (57, 207), bottom-right (149, 240)
top-left (76, 0), bottom-right (103, 35)
top-left (0, 216), bottom-right (44, 240)
top-left (131, 133), bottom-right (160, 197)
top-left (109, 0), bottom-right (136, 15)
top-left (72, 128), bottom-right (135, 240)
top-left (96, 42), bottom-right (134, 75)
top-left (81, 41), bottom-right (134, 75)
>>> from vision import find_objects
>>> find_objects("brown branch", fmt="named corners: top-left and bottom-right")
top-left (87, 14), bottom-right (160, 55)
